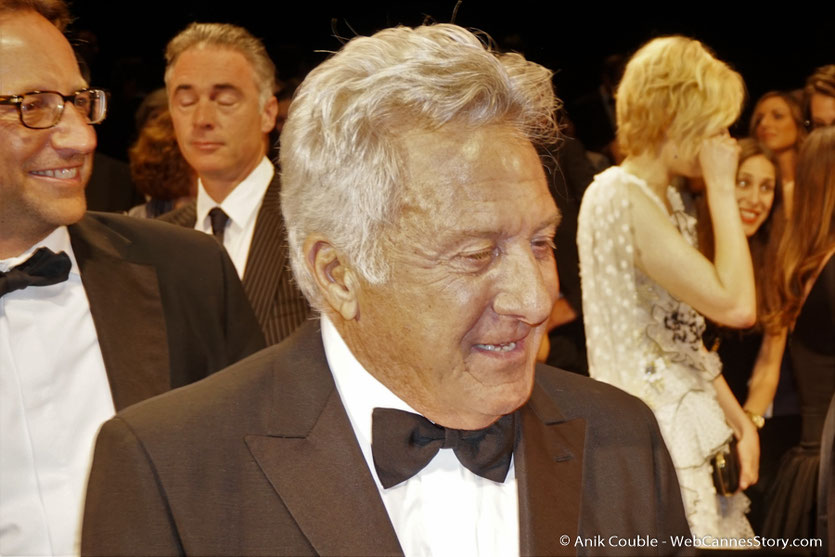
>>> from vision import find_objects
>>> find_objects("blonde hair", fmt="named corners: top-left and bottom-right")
top-left (164, 22), bottom-right (277, 108)
top-left (280, 24), bottom-right (559, 311)
top-left (616, 36), bottom-right (745, 161)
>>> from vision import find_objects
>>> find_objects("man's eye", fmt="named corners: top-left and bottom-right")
top-left (216, 92), bottom-right (239, 106)
top-left (74, 95), bottom-right (91, 109)
top-left (22, 98), bottom-right (47, 111)
top-left (463, 250), bottom-right (493, 261)
top-left (532, 237), bottom-right (556, 256)
top-left (736, 179), bottom-right (750, 188)
top-left (176, 95), bottom-right (196, 107)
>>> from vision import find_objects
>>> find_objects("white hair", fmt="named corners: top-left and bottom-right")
top-left (280, 23), bottom-right (559, 311)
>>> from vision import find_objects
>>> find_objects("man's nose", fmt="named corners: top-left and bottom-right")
top-left (51, 101), bottom-right (96, 155)
top-left (192, 99), bottom-right (216, 128)
top-left (491, 248), bottom-right (555, 327)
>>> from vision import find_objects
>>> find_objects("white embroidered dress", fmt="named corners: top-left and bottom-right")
top-left (577, 166), bottom-right (753, 539)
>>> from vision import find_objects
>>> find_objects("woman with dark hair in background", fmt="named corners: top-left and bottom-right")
top-left (750, 91), bottom-right (806, 217)
top-left (759, 127), bottom-right (835, 541)
top-left (702, 139), bottom-right (792, 533)
top-left (127, 109), bottom-right (197, 219)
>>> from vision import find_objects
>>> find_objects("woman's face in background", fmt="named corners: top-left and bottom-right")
top-left (735, 154), bottom-right (777, 237)
top-left (753, 96), bottom-right (799, 153)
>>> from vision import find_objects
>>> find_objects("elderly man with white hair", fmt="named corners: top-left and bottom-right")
top-left (82, 23), bottom-right (692, 556)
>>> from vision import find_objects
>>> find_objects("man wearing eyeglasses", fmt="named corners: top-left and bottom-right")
top-left (0, 2), bottom-right (264, 555)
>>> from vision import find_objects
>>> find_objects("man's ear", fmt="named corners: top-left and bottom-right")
top-left (261, 95), bottom-right (279, 133)
top-left (304, 236), bottom-right (359, 321)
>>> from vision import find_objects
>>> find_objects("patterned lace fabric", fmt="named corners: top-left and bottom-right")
top-left (577, 166), bottom-right (754, 539)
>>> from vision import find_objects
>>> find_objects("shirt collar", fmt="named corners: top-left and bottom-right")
top-left (195, 156), bottom-right (274, 231)
top-left (0, 226), bottom-right (79, 276)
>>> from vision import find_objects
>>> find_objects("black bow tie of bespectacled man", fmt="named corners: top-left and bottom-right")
top-left (0, 88), bottom-right (107, 129)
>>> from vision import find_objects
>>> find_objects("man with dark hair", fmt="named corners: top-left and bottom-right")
top-left (83, 24), bottom-right (691, 556)
top-left (0, 0), bottom-right (68, 28)
top-left (0, 2), bottom-right (264, 554)
top-left (805, 64), bottom-right (835, 129)
top-left (160, 22), bottom-right (310, 345)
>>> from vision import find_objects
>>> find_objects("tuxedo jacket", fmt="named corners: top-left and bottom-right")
top-left (82, 320), bottom-right (691, 556)
top-left (67, 212), bottom-right (265, 410)
top-left (160, 173), bottom-right (311, 345)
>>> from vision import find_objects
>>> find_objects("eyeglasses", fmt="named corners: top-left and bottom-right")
top-left (0, 89), bottom-right (107, 129)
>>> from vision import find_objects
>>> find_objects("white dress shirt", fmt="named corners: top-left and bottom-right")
top-left (0, 227), bottom-right (114, 557)
top-left (321, 316), bottom-right (520, 557)
top-left (194, 156), bottom-right (273, 278)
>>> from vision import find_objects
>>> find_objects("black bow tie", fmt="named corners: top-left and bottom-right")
top-left (0, 247), bottom-right (71, 297)
top-left (371, 407), bottom-right (516, 489)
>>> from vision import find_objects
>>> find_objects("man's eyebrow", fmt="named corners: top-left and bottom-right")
top-left (539, 212), bottom-right (562, 231)
top-left (171, 84), bottom-right (243, 95)
top-left (445, 212), bottom-right (562, 240)
top-left (211, 84), bottom-right (243, 95)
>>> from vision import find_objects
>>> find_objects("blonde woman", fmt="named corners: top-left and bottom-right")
top-left (578, 36), bottom-right (759, 538)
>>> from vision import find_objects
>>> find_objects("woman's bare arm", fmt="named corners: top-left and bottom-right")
top-left (632, 135), bottom-right (756, 327)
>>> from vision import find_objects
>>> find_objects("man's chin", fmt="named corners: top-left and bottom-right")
top-left (476, 381), bottom-right (535, 424)
top-left (50, 195), bottom-right (87, 227)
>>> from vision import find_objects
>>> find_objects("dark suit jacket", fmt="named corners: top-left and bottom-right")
top-left (82, 320), bottom-right (691, 556)
top-left (68, 212), bottom-right (265, 410)
top-left (543, 138), bottom-right (597, 375)
top-left (160, 173), bottom-right (310, 345)
top-left (84, 152), bottom-right (144, 213)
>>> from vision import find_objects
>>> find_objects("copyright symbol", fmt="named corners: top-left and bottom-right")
top-left (560, 535), bottom-right (570, 546)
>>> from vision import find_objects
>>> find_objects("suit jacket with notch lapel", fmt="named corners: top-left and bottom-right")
top-left (159, 171), bottom-right (311, 346)
top-left (82, 320), bottom-right (692, 556)
top-left (67, 211), bottom-right (265, 410)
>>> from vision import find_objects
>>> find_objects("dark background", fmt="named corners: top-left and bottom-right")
top-left (65, 0), bottom-right (834, 160)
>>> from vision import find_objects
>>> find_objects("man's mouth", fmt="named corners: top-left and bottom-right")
top-left (474, 341), bottom-right (518, 352)
top-left (192, 141), bottom-right (223, 149)
top-left (30, 167), bottom-right (79, 179)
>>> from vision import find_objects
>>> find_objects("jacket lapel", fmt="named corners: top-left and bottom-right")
top-left (245, 323), bottom-right (403, 556)
top-left (242, 176), bottom-right (286, 329)
top-left (517, 377), bottom-right (587, 557)
top-left (157, 201), bottom-right (197, 228)
top-left (69, 216), bottom-right (170, 410)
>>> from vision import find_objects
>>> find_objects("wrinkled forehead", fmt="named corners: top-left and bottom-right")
top-left (392, 125), bottom-right (556, 238)
top-left (399, 125), bottom-right (546, 204)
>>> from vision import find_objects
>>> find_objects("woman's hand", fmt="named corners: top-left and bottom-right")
top-left (699, 133), bottom-right (740, 193)
top-left (735, 419), bottom-right (760, 491)
top-left (712, 374), bottom-right (760, 491)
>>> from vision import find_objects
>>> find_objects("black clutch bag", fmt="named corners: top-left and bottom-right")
top-left (711, 438), bottom-right (740, 496)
